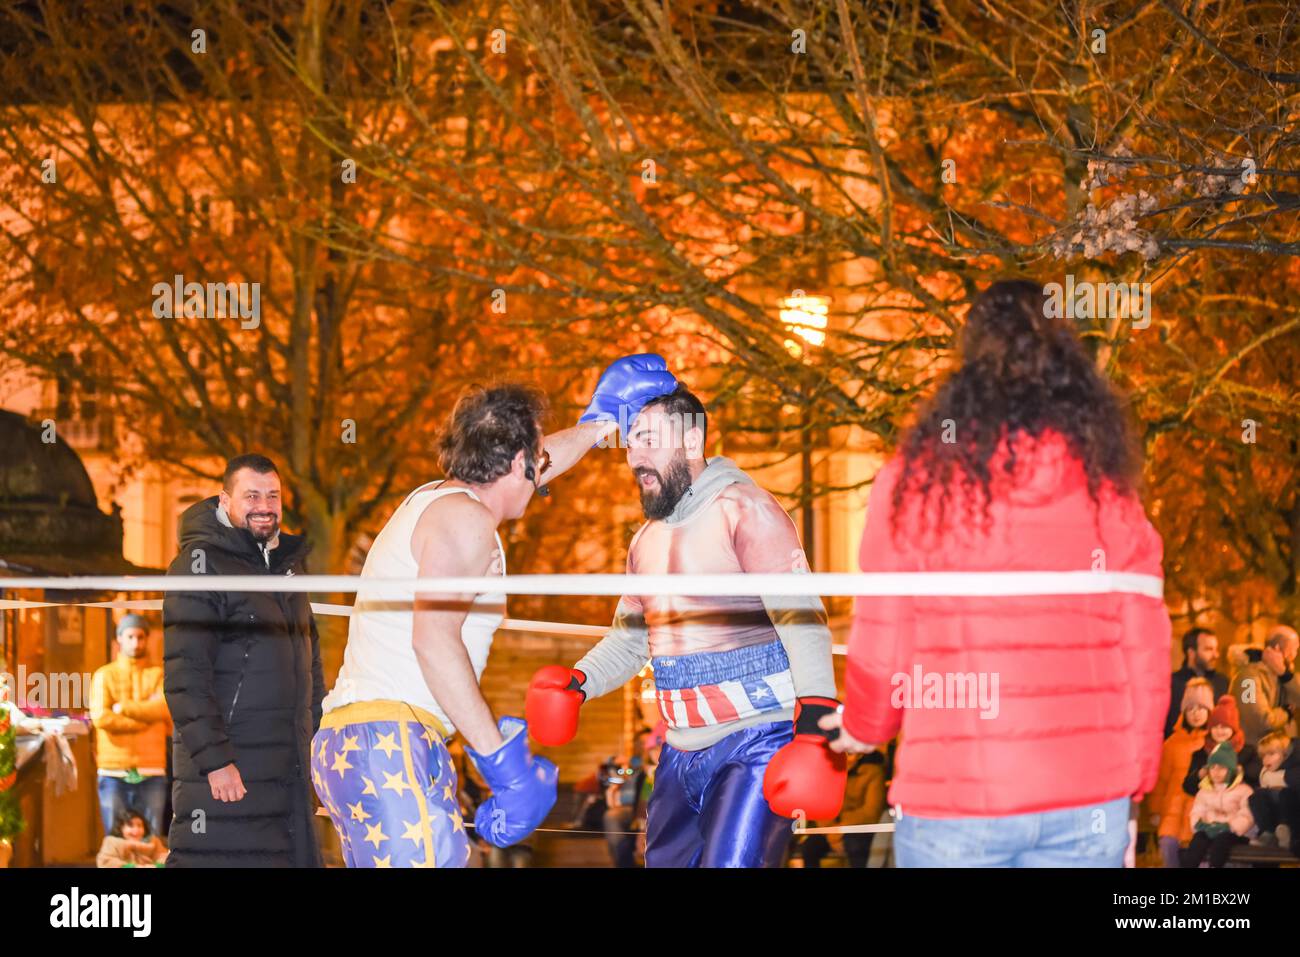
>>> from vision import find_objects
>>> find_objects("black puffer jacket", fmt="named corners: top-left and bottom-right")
top-left (163, 496), bottom-right (324, 867)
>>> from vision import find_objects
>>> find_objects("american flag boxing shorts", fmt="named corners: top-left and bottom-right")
top-left (651, 639), bottom-right (796, 729)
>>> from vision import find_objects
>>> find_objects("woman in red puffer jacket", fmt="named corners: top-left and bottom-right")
top-left (823, 279), bottom-right (1171, 867)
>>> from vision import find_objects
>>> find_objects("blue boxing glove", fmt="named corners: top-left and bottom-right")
top-left (466, 716), bottom-right (558, 848)
top-left (578, 353), bottom-right (678, 435)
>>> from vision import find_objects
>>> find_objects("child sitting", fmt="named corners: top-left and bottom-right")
top-left (1182, 742), bottom-right (1254, 868)
top-left (96, 806), bottom-right (168, 868)
top-left (1248, 730), bottom-right (1300, 854)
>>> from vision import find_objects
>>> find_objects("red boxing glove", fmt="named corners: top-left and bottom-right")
top-left (763, 697), bottom-right (847, 821)
top-left (525, 666), bottom-right (587, 747)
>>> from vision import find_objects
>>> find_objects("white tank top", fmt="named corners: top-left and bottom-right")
top-left (321, 482), bottom-right (506, 733)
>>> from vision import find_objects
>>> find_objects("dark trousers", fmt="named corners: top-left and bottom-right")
top-left (800, 834), bottom-right (831, 867)
top-left (844, 833), bottom-right (875, 868)
top-left (1248, 788), bottom-right (1300, 850)
top-left (798, 832), bottom-right (874, 868)
top-left (1182, 830), bottom-right (1245, 868)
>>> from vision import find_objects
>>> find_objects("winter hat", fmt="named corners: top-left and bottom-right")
top-left (115, 614), bottom-right (151, 637)
top-left (1181, 678), bottom-right (1216, 715)
top-left (1206, 695), bottom-right (1245, 752)
top-left (1206, 741), bottom-right (1238, 778)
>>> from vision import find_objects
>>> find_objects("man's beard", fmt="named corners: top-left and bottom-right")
top-left (634, 454), bottom-right (693, 521)
top-left (241, 512), bottom-right (280, 543)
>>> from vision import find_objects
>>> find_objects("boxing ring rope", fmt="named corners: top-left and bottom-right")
top-left (1, 570), bottom-right (1163, 841)
top-left (0, 595), bottom-right (609, 640)
top-left (0, 569), bottom-right (1164, 598)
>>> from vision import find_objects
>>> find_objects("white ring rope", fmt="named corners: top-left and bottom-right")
top-left (0, 597), bottom-right (609, 636)
top-left (0, 570), bottom-right (1164, 599)
top-left (793, 823), bottom-right (895, 834)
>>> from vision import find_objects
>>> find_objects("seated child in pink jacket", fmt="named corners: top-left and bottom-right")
top-left (1182, 742), bottom-right (1254, 868)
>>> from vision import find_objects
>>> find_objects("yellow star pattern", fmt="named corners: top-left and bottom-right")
top-left (311, 717), bottom-right (479, 869)
top-left (381, 770), bottom-right (411, 796)
top-left (364, 821), bottom-right (388, 849)
top-left (401, 820), bottom-right (425, 846)
top-left (374, 732), bottom-right (400, 759)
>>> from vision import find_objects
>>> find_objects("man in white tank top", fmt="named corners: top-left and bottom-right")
top-left (311, 358), bottom-right (677, 867)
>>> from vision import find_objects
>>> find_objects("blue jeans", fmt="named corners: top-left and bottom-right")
top-left (97, 774), bottom-right (169, 839)
top-left (895, 796), bottom-right (1131, 867)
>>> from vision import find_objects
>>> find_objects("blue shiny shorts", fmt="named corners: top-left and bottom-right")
top-left (644, 720), bottom-right (794, 868)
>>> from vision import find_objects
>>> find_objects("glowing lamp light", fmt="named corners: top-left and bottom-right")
top-left (779, 293), bottom-right (829, 356)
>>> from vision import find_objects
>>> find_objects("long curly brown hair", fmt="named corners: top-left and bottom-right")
top-left (891, 279), bottom-right (1140, 536)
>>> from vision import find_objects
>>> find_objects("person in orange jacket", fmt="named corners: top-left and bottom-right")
top-left (1148, 677), bottom-right (1214, 866)
top-left (90, 615), bottom-right (171, 837)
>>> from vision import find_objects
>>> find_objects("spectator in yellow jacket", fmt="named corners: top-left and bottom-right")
top-left (90, 614), bottom-right (171, 837)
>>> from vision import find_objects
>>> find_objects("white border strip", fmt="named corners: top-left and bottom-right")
top-left (794, 823), bottom-right (896, 834)
top-left (0, 595), bottom-right (610, 639)
top-left (0, 571), bottom-right (1164, 599)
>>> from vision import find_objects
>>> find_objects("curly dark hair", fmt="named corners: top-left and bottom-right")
top-left (436, 384), bottom-right (548, 484)
top-left (891, 279), bottom-right (1139, 535)
top-left (111, 806), bottom-right (152, 839)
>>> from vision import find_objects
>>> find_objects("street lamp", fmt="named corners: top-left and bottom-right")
top-left (779, 291), bottom-right (829, 569)
top-left (780, 292), bottom-right (829, 355)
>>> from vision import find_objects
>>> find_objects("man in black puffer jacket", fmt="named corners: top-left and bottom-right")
top-left (163, 454), bottom-right (324, 867)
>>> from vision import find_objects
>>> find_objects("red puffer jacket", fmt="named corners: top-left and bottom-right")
top-left (843, 430), bottom-right (1170, 819)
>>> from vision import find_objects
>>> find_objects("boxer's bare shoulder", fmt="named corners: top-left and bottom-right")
top-left (409, 488), bottom-right (496, 567)
top-left (716, 480), bottom-right (787, 522)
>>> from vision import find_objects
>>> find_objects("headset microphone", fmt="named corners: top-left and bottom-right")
top-left (525, 464), bottom-right (550, 498)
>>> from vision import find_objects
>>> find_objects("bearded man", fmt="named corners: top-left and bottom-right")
top-left (527, 384), bottom-right (843, 867)
top-left (164, 454), bottom-right (324, 867)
